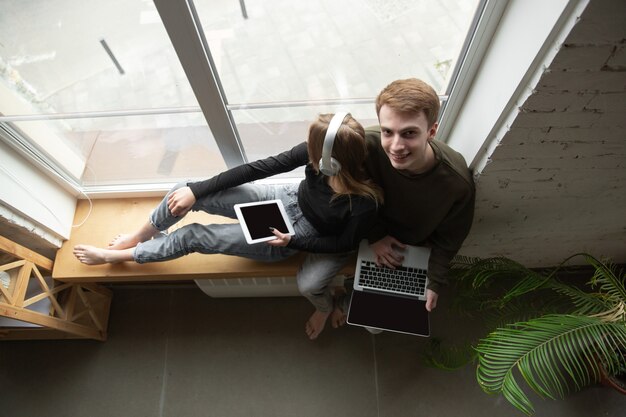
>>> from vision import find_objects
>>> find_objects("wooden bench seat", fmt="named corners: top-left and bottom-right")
top-left (53, 198), bottom-right (355, 283)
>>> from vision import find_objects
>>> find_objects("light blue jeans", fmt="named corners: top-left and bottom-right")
top-left (134, 182), bottom-right (351, 312)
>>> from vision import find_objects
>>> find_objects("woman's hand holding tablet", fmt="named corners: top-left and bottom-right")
top-left (234, 200), bottom-right (295, 244)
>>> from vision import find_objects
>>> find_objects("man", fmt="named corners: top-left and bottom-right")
top-left (363, 78), bottom-right (475, 313)
top-left (330, 78), bottom-right (474, 328)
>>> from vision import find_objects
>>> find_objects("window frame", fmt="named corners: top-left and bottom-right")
top-left (0, 0), bottom-right (499, 198)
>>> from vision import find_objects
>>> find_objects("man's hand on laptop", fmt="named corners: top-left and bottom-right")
top-left (425, 289), bottom-right (438, 312)
top-left (371, 236), bottom-right (406, 268)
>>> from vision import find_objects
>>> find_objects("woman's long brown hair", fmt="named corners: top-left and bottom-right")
top-left (307, 113), bottom-right (384, 206)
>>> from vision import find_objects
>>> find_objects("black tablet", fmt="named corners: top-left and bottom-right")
top-left (234, 200), bottom-right (295, 244)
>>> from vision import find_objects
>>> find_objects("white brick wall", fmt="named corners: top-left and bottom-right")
top-left (461, 0), bottom-right (626, 266)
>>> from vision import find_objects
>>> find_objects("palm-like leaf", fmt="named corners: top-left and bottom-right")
top-left (450, 256), bottom-right (553, 305)
top-left (486, 297), bottom-right (560, 329)
top-left (475, 314), bottom-right (626, 415)
top-left (447, 253), bottom-right (626, 414)
top-left (451, 256), bottom-right (540, 289)
top-left (587, 256), bottom-right (626, 303)
top-left (549, 280), bottom-right (610, 315)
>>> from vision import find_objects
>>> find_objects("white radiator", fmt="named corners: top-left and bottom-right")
top-left (195, 275), bottom-right (346, 298)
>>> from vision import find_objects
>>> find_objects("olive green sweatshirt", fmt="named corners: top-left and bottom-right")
top-left (364, 127), bottom-right (475, 293)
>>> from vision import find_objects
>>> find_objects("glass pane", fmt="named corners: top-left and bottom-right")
top-left (0, 0), bottom-right (480, 189)
top-left (233, 103), bottom-right (379, 175)
top-left (195, 0), bottom-right (480, 104)
top-left (196, 0), bottom-right (478, 178)
top-left (0, 0), bottom-right (198, 115)
top-left (0, 0), bottom-right (225, 187)
top-left (12, 112), bottom-right (227, 186)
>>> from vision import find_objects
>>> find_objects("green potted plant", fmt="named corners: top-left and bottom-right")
top-left (427, 253), bottom-right (625, 415)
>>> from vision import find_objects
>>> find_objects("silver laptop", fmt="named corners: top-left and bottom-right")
top-left (346, 239), bottom-right (431, 337)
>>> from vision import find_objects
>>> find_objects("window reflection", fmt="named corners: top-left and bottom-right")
top-left (196, 0), bottom-right (479, 159)
top-left (14, 113), bottom-right (226, 186)
top-left (0, 0), bottom-right (198, 114)
top-left (0, 0), bottom-right (480, 189)
top-left (233, 102), bottom-right (379, 168)
top-left (196, 0), bottom-right (479, 104)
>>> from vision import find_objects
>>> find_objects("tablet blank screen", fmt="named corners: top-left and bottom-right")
top-left (239, 203), bottom-right (290, 240)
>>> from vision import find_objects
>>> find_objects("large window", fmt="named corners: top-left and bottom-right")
top-left (0, 0), bottom-right (484, 193)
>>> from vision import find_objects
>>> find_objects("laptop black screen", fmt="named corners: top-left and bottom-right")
top-left (347, 290), bottom-right (430, 337)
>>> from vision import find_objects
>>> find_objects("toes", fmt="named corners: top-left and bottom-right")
top-left (305, 321), bottom-right (320, 340)
top-left (305, 324), bottom-right (315, 339)
top-left (108, 235), bottom-right (122, 247)
top-left (308, 328), bottom-right (320, 340)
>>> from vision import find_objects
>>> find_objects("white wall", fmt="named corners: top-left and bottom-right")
top-left (456, 0), bottom-right (626, 266)
top-left (446, 0), bottom-right (585, 168)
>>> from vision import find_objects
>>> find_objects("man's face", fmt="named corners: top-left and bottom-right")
top-left (379, 105), bottom-right (438, 174)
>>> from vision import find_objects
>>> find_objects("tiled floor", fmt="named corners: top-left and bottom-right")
top-left (1, 285), bottom-right (624, 417)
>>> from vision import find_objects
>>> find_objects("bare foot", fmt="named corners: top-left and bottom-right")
top-left (73, 245), bottom-right (134, 265)
top-left (330, 305), bottom-right (347, 328)
top-left (108, 234), bottom-right (140, 250)
top-left (330, 292), bottom-right (348, 328)
top-left (73, 245), bottom-right (110, 265)
top-left (305, 310), bottom-right (331, 340)
top-left (108, 223), bottom-right (160, 249)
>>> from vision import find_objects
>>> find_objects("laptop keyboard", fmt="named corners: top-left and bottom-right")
top-left (358, 260), bottom-right (427, 297)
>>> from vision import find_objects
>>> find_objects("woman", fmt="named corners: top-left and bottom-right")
top-left (74, 112), bottom-right (383, 339)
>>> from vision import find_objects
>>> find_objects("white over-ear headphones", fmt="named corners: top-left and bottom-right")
top-left (319, 112), bottom-right (349, 176)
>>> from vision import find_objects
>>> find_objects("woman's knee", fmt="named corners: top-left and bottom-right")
top-left (296, 271), bottom-right (327, 296)
top-left (165, 181), bottom-right (189, 198)
top-left (169, 224), bottom-right (206, 254)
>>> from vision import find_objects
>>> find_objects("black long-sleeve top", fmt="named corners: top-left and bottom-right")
top-left (187, 142), bottom-right (377, 253)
